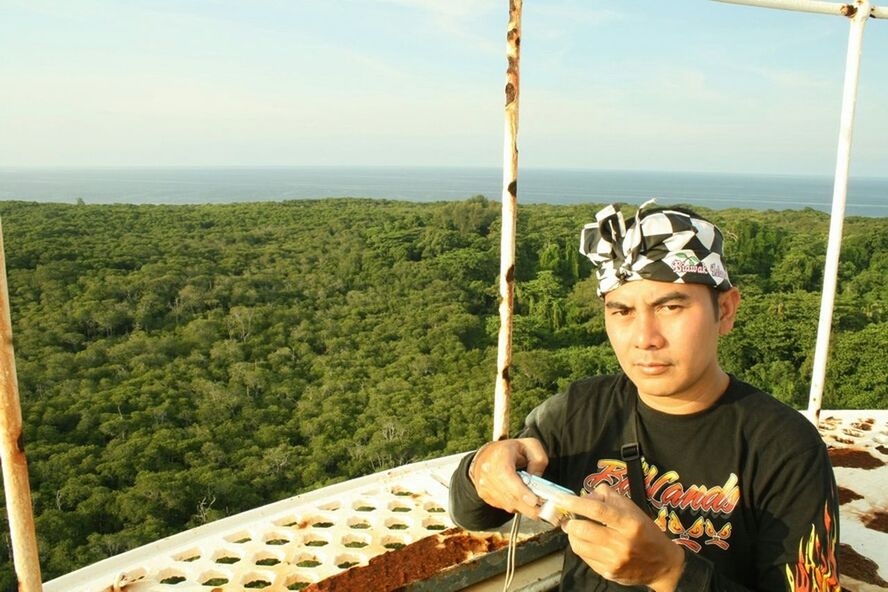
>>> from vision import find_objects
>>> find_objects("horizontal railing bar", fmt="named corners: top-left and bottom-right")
top-left (711, 0), bottom-right (881, 17)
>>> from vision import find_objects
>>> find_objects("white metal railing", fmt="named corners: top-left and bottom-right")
top-left (716, 0), bottom-right (887, 17)
top-left (713, 0), bottom-right (884, 426)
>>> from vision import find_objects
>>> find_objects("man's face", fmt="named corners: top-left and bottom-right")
top-left (603, 280), bottom-right (739, 408)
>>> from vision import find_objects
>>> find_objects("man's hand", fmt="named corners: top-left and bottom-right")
top-left (559, 484), bottom-right (685, 592)
top-left (469, 438), bottom-right (549, 521)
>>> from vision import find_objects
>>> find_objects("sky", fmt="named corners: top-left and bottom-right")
top-left (1, 0), bottom-right (886, 176)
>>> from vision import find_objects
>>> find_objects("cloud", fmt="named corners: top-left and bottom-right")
top-left (375, 0), bottom-right (499, 20)
top-left (743, 65), bottom-right (831, 90)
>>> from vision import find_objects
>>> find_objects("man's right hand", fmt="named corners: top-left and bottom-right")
top-left (468, 438), bottom-right (549, 520)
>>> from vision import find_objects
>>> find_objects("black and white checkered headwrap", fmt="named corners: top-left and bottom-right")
top-left (579, 199), bottom-right (732, 296)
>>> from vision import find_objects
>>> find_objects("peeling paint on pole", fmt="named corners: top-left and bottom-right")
top-left (0, 219), bottom-right (43, 591)
top-left (493, 0), bottom-right (522, 442)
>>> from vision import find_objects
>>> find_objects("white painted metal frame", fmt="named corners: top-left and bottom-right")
top-left (713, 0), bottom-right (883, 425)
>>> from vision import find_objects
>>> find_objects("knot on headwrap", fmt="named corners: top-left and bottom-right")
top-left (579, 199), bottom-right (732, 296)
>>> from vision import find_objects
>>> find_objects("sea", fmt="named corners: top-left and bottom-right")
top-left (0, 167), bottom-right (885, 217)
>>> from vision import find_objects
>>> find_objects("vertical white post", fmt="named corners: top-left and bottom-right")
top-left (806, 1), bottom-right (871, 426)
top-left (0, 220), bottom-right (44, 591)
top-left (494, 0), bottom-right (522, 442)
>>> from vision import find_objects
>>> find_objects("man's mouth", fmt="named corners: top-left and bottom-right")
top-left (635, 362), bottom-right (671, 375)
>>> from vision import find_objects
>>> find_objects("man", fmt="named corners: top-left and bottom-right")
top-left (449, 201), bottom-right (840, 591)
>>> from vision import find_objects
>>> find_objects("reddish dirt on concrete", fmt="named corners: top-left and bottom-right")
top-left (839, 543), bottom-right (888, 587)
top-left (303, 528), bottom-right (507, 592)
top-left (863, 511), bottom-right (888, 534)
top-left (837, 486), bottom-right (864, 505)
top-left (828, 448), bottom-right (884, 470)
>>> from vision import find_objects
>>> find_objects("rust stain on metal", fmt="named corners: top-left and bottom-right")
top-left (507, 181), bottom-right (517, 198)
top-left (863, 510), bottom-right (888, 533)
top-left (839, 543), bottom-right (888, 586)
top-left (828, 447), bottom-right (884, 469)
top-left (505, 82), bottom-right (516, 106)
top-left (837, 486), bottom-right (863, 505)
top-left (16, 432), bottom-right (24, 453)
top-left (505, 265), bottom-right (515, 284)
top-left (841, 4), bottom-right (858, 17)
top-left (851, 418), bottom-right (874, 431)
top-left (303, 528), bottom-right (506, 591)
top-left (501, 367), bottom-right (510, 382)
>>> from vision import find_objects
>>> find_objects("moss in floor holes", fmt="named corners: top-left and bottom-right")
top-left (338, 561), bottom-right (359, 569)
top-left (256, 558), bottom-right (280, 566)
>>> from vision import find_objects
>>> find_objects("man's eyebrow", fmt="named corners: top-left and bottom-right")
top-left (605, 300), bottom-right (631, 310)
top-left (650, 292), bottom-right (691, 307)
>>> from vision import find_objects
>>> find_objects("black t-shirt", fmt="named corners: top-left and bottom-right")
top-left (449, 374), bottom-right (841, 591)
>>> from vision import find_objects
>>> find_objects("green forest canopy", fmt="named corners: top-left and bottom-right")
top-left (0, 197), bottom-right (885, 584)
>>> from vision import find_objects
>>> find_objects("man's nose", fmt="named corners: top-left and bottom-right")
top-left (634, 311), bottom-right (665, 349)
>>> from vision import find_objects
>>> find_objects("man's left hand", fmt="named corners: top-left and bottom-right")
top-left (559, 484), bottom-right (685, 592)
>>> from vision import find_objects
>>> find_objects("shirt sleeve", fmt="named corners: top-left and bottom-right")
top-left (447, 450), bottom-right (514, 531)
top-left (448, 390), bottom-right (569, 531)
top-left (752, 442), bottom-right (841, 592)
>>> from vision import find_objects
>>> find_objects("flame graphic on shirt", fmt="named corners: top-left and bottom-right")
top-left (785, 503), bottom-right (840, 592)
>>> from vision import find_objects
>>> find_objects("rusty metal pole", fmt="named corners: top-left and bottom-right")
top-left (0, 219), bottom-right (43, 591)
top-left (493, 0), bottom-right (522, 442)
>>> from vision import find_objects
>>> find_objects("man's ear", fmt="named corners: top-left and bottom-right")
top-left (717, 288), bottom-right (741, 335)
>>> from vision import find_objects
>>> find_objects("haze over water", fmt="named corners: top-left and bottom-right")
top-left (0, 167), bottom-right (885, 217)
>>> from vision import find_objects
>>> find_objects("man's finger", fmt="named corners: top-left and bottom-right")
top-left (517, 438), bottom-right (549, 476)
top-left (481, 469), bottom-right (542, 519)
top-left (564, 524), bottom-right (618, 576)
top-left (564, 514), bottom-right (610, 541)
top-left (559, 488), bottom-right (629, 531)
